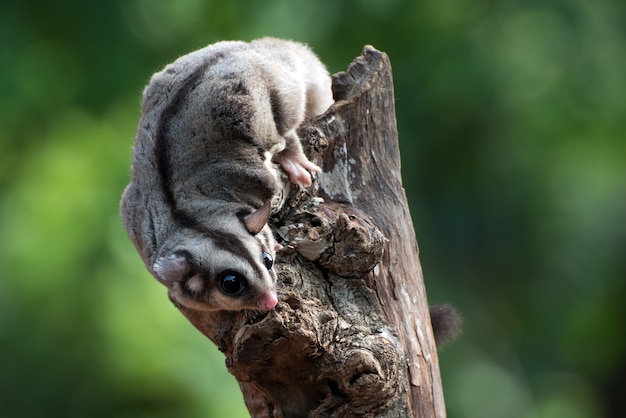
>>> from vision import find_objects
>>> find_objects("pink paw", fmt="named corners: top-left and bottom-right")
top-left (276, 154), bottom-right (321, 186)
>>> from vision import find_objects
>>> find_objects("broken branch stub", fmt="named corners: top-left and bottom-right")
top-left (175, 46), bottom-right (445, 418)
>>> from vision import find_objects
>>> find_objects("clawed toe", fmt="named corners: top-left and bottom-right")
top-left (275, 153), bottom-right (320, 186)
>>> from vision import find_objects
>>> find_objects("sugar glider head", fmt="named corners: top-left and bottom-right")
top-left (152, 201), bottom-right (279, 311)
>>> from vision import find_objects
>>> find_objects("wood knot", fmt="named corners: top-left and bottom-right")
top-left (277, 203), bottom-right (384, 278)
top-left (312, 334), bottom-right (404, 417)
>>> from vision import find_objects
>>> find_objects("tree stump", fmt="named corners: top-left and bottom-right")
top-left (175, 45), bottom-right (445, 417)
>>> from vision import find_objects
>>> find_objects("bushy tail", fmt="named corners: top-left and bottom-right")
top-left (430, 304), bottom-right (463, 348)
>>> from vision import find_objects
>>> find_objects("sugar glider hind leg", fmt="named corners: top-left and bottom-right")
top-left (257, 38), bottom-right (333, 186)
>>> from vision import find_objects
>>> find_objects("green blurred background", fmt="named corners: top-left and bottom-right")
top-left (1, 1), bottom-right (624, 417)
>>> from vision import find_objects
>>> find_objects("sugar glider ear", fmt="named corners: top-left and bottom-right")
top-left (153, 254), bottom-right (192, 282)
top-left (243, 200), bottom-right (272, 235)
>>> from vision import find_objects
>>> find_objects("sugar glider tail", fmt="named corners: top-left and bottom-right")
top-left (429, 304), bottom-right (463, 348)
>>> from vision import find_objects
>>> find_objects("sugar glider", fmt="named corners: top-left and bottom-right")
top-left (120, 37), bottom-right (334, 311)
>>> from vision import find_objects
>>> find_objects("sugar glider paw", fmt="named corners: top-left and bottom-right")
top-left (275, 153), bottom-right (321, 186)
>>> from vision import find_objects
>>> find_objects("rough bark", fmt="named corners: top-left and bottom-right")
top-left (175, 46), bottom-right (445, 417)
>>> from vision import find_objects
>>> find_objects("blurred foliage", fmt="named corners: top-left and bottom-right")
top-left (0, 0), bottom-right (624, 417)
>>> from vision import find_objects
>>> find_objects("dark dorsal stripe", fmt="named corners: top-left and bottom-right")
top-left (153, 52), bottom-right (265, 288)
top-left (155, 52), bottom-right (225, 217)
top-left (176, 210), bottom-right (265, 291)
top-left (203, 228), bottom-right (264, 285)
top-left (269, 88), bottom-right (288, 135)
top-left (155, 64), bottom-right (208, 213)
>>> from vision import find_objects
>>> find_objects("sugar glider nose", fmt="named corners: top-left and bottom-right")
top-left (258, 291), bottom-right (278, 311)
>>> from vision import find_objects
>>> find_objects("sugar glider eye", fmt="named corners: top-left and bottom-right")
top-left (262, 252), bottom-right (274, 270)
top-left (218, 272), bottom-right (246, 295)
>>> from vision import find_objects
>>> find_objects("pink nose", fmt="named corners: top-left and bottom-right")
top-left (258, 291), bottom-right (278, 311)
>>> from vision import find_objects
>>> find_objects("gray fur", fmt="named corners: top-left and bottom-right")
top-left (120, 37), bottom-right (333, 311)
